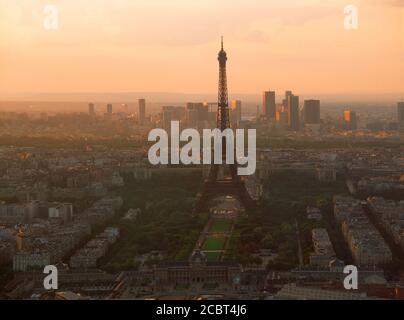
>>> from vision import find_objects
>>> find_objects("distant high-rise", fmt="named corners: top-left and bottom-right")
top-left (88, 103), bottom-right (95, 116)
top-left (186, 108), bottom-right (199, 128)
top-left (398, 102), bottom-right (404, 130)
top-left (107, 103), bottom-right (113, 115)
top-left (162, 106), bottom-right (185, 130)
top-left (138, 99), bottom-right (146, 124)
top-left (288, 94), bottom-right (300, 131)
top-left (187, 103), bottom-right (207, 118)
top-left (263, 91), bottom-right (276, 119)
top-left (344, 110), bottom-right (357, 130)
top-left (204, 102), bottom-right (218, 127)
top-left (186, 102), bottom-right (208, 128)
top-left (276, 110), bottom-right (289, 129)
top-left (304, 100), bottom-right (320, 124)
top-left (230, 100), bottom-right (242, 127)
top-left (284, 91), bottom-right (293, 110)
top-left (162, 110), bottom-right (173, 131)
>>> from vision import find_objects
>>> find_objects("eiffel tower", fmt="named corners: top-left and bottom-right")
top-left (194, 38), bottom-right (255, 213)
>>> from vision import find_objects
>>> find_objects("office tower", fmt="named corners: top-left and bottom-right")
top-left (398, 102), bottom-right (404, 130)
top-left (186, 102), bottom-right (207, 127)
top-left (198, 103), bottom-right (209, 122)
top-left (107, 103), bottom-right (113, 115)
top-left (186, 103), bottom-right (199, 127)
top-left (288, 94), bottom-right (300, 131)
top-left (276, 110), bottom-right (289, 129)
top-left (186, 108), bottom-right (199, 127)
top-left (138, 99), bottom-right (146, 124)
top-left (185, 102), bottom-right (199, 128)
top-left (344, 110), bottom-right (357, 130)
top-left (205, 102), bottom-right (218, 113)
top-left (284, 91), bottom-right (293, 109)
top-left (304, 100), bottom-right (321, 124)
top-left (263, 91), bottom-right (276, 119)
top-left (88, 103), bottom-right (95, 116)
top-left (162, 106), bottom-right (185, 130)
top-left (230, 100), bottom-right (242, 127)
top-left (162, 109), bottom-right (173, 131)
top-left (205, 102), bottom-right (218, 127)
top-left (187, 103), bottom-right (207, 118)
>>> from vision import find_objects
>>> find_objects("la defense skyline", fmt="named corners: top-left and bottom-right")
top-left (81, 35), bottom-right (402, 133)
top-left (76, 34), bottom-right (403, 135)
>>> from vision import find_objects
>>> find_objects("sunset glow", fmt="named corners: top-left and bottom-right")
top-left (0, 0), bottom-right (403, 95)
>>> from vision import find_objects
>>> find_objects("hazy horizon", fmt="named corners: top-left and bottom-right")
top-left (1, 0), bottom-right (403, 96)
top-left (0, 91), bottom-right (403, 102)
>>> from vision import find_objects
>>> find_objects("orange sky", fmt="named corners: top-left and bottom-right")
top-left (0, 0), bottom-right (403, 96)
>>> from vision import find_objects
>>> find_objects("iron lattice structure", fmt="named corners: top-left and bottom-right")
top-left (217, 37), bottom-right (230, 131)
top-left (194, 38), bottom-right (255, 213)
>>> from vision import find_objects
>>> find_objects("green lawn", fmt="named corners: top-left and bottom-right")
top-left (209, 219), bottom-right (233, 233)
top-left (202, 236), bottom-right (227, 251)
top-left (203, 251), bottom-right (222, 261)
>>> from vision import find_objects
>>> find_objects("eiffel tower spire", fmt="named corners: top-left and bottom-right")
top-left (217, 37), bottom-right (229, 131)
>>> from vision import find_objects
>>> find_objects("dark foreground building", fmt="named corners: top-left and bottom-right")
top-left (154, 250), bottom-right (242, 285)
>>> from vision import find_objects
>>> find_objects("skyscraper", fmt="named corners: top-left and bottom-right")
top-left (288, 94), bottom-right (300, 131)
top-left (303, 100), bottom-right (320, 124)
top-left (162, 106), bottom-right (185, 131)
top-left (186, 108), bottom-right (198, 128)
top-left (284, 91), bottom-right (293, 110)
top-left (186, 102), bottom-right (209, 129)
top-left (88, 103), bottom-right (95, 116)
top-left (276, 110), bottom-right (289, 129)
top-left (107, 103), bottom-right (113, 115)
top-left (263, 91), bottom-right (276, 119)
top-left (205, 102), bottom-right (218, 127)
top-left (230, 100), bottom-right (242, 127)
top-left (344, 110), bottom-right (357, 130)
top-left (398, 102), bottom-right (404, 131)
top-left (138, 99), bottom-right (146, 124)
top-left (162, 109), bottom-right (173, 131)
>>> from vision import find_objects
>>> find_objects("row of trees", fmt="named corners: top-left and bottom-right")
top-left (231, 170), bottom-right (348, 269)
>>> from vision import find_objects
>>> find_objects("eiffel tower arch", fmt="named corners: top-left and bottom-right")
top-left (194, 38), bottom-right (255, 213)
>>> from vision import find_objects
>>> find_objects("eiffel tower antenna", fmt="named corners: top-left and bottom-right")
top-left (217, 35), bottom-right (229, 131)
